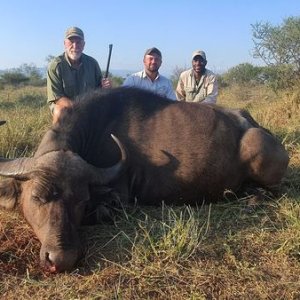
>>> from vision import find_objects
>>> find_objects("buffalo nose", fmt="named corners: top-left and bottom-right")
top-left (41, 248), bottom-right (80, 273)
top-left (45, 252), bottom-right (58, 273)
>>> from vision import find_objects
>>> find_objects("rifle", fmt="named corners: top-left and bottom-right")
top-left (104, 44), bottom-right (113, 78)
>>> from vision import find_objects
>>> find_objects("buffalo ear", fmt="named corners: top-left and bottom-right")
top-left (0, 178), bottom-right (21, 210)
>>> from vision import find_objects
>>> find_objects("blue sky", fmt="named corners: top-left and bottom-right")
top-left (1, 0), bottom-right (299, 76)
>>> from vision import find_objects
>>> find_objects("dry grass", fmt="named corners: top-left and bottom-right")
top-left (0, 84), bottom-right (299, 299)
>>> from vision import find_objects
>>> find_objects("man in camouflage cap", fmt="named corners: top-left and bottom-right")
top-left (47, 26), bottom-right (111, 123)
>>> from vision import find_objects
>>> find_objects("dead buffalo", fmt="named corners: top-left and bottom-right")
top-left (0, 87), bottom-right (289, 272)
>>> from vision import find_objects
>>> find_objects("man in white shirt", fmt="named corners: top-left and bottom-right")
top-left (123, 47), bottom-right (176, 100)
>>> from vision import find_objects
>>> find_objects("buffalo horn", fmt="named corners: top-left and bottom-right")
top-left (88, 134), bottom-right (126, 184)
top-left (0, 157), bottom-right (35, 180)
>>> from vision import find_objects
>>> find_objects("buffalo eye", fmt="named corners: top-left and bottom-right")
top-left (31, 193), bottom-right (47, 204)
top-left (31, 187), bottom-right (61, 204)
top-left (52, 190), bottom-right (60, 199)
top-left (48, 187), bottom-right (62, 201)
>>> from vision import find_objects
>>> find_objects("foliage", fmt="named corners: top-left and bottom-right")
top-left (0, 64), bottom-right (45, 87)
top-left (251, 16), bottom-right (300, 90)
top-left (220, 62), bottom-right (300, 93)
top-left (18, 63), bottom-right (46, 86)
top-left (260, 64), bottom-right (296, 91)
top-left (221, 63), bottom-right (264, 86)
top-left (0, 71), bottom-right (29, 87)
top-left (111, 75), bottom-right (124, 87)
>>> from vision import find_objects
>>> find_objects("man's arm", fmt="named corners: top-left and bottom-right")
top-left (202, 75), bottom-right (218, 104)
top-left (47, 60), bottom-right (73, 123)
top-left (175, 75), bottom-right (186, 101)
top-left (47, 60), bottom-right (65, 102)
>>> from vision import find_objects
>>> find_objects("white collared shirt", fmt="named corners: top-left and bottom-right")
top-left (123, 70), bottom-right (177, 100)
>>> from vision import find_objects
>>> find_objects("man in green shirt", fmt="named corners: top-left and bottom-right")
top-left (47, 27), bottom-right (111, 123)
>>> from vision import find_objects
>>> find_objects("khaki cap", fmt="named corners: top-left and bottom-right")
top-left (65, 27), bottom-right (84, 40)
top-left (192, 50), bottom-right (206, 60)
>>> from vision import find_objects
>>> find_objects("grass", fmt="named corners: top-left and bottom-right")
top-left (0, 84), bottom-right (299, 299)
top-left (0, 85), bottom-right (50, 157)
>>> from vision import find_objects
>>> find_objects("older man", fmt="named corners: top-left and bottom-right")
top-left (47, 26), bottom-right (111, 123)
top-left (176, 50), bottom-right (218, 104)
top-left (123, 47), bottom-right (176, 100)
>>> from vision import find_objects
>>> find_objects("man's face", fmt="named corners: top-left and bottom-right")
top-left (192, 55), bottom-right (207, 74)
top-left (143, 53), bottom-right (162, 73)
top-left (64, 37), bottom-right (85, 62)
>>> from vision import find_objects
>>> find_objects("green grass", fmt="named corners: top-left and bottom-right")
top-left (0, 86), bottom-right (50, 157)
top-left (0, 84), bottom-right (299, 299)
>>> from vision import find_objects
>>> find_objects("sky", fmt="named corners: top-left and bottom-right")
top-left (1, 0), bottom-right (299, 76)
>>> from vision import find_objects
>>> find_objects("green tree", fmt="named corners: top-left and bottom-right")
top-left (18, 63), bottom-right (45, 86)
top-left (251, 16), bottom-right (300, 89)
top-left (0, 71), bottom-right (29, 86)
top-left (111, 76), bottom-right (124, 87)
top-left (0, 64), bottom-right (46, 87)
top-left (260, 64), bottom-right (295, 91)
top-left (222, 63), bottom-right (263, 86)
